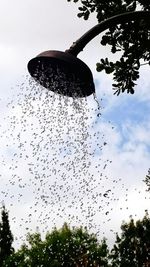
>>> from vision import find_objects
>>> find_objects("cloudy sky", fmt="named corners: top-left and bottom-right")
top-left (0, 0), bottom-right (150, 249)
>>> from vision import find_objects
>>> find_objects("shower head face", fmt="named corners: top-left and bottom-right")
top-left (28, 50), bottom-right (95, 97)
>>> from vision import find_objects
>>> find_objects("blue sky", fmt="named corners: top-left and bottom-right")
top-left (0, 0), bottom-right (150, 249)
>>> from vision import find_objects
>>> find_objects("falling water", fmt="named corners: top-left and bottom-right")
top-left (0, 75), bottom-right (142, 248)
top-left (93, 92), bottom-right (102, 117)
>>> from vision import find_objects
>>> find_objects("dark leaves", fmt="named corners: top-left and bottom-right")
top-left (96, 58), bottom-right (115, 74)
top-left (67, 0), bottom-right (79, 2)
top-left (110, 212), bottom-right (150, 266)
top-left (67, 0), bottom-right (150, 95)
top-left (144, 169), bottom-right (150, 192)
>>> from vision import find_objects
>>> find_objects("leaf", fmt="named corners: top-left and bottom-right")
top-left (105, 67), bottom-right (114, 74)
top-left (79, 6), bottom-right (86, 11)
top-left (100, 58), bottom-right (105, 64)
top-left (112, 83), bottom-right (119, 87)
top-left (77, 12), bottom-right (83, 18)
top-left (96, 63), bottom-right (104, 72)
top-left (84, 10), bottom-right (90, 20)
top-left (69, 0), bottom-right (150, 95)
top-left (105, 58), bottom-right (109, 64)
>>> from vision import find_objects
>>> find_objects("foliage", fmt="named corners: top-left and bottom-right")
top-left (110, 211), bottom-right (150, 266)
top-left (144, 168), bottom-right (150, 192)
top-left (67, 0), bottom-right (150, 95)
top-left (7, 223), bottom-right (109, 266)
top-left (5, 212), bottom-right (150, 266)
top-left (0, 205), bottom-right (14, 266)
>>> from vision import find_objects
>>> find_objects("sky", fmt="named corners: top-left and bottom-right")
top-left (0, 0), bottom-right (150, 249)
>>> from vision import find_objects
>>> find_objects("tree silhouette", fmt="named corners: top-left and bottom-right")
top-left (110, 211), bottom-right (150, 266)
top-left (0, 205), bottom-right (14, 266)
top-left (7, 223), bottom-right (109, 266)
top-left (67, 0), bottom-right (150, 95)
top-left (5, 213), bottom-right (150, 266)
top-left (144, 168), bottom-right (150, 192)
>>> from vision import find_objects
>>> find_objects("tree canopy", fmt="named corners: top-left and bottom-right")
top-left (110, 211), bottom-right (150, 266)
top-left (0, 205), bottom-right (14, 266)
top-left (2, 211), bottom-right (150, 266)
top-left (67, 0), bottom-right (150, 95)
top-left (144, 168), bottom-right (150, 192)
top-left (7, 223), bottom-right (109, 266)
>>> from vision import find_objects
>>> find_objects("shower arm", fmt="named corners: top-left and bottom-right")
top-left (65, 11), bottom-right (150, 57)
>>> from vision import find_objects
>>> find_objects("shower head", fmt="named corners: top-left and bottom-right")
top-left (28, 50), bottom-right (95, 98)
